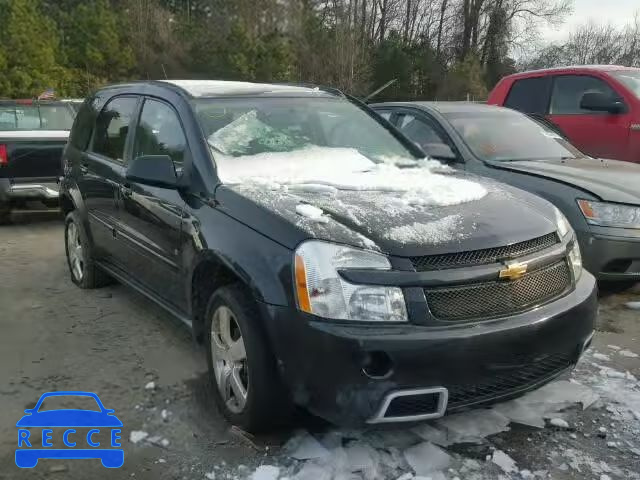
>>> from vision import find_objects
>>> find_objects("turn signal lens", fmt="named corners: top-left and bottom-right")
top-left (294, 254), bottom-right (311, 313)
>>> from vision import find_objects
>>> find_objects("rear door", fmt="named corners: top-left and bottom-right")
top-left (115, 97), bottom-right (187, 308)
top-left (80, 96), bottom-right (140, 262)
top-left (548, 74), bottom-right (631, 160)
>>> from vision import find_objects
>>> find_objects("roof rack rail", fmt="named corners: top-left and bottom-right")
top-left (274, 82), bottom-right (345, 97)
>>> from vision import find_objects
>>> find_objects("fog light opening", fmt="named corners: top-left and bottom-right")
top-left (362, 351), bottom-right (394, 379)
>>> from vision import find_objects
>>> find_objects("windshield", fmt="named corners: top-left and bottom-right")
top-left (446, 110), bottom-right (583, 162)
top-left (611, 71), bottom-right (640, 98)
top-left (0, 103), bottom-right (75, 131)
top-left (193, 97), bottom-right (417, 183)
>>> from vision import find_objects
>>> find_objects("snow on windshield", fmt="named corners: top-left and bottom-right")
top-left (209, 110), bottom-right (310, 155)
top-left (214, 145), bottom-right (488, 208)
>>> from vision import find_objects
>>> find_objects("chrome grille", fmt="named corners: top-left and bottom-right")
top-left (425, 260), bottom-right (571, 322)
top-left (410, 232), bottom-right (558, 271)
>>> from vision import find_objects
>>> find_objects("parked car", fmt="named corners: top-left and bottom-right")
top-left (372, 101), bottom-right (640, 288)
top-left (61, 80), bottom-right (596, 432)
top-left (488, 65), bottom-right (640, 163)
top-left (0, 99), bottom-right (76, 223)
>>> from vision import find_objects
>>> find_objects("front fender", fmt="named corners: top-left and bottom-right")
top-left (182, 202), bottom-right (295, 313)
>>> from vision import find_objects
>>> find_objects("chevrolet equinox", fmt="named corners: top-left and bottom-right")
top-left (60, 80), bottom-right (597, 432)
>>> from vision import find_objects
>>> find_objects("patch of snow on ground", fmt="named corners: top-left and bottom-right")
top-left (285, 431), bottom-right (330, 460)
top-left (625, 301), bottom-right (640, 310)
top-left (491, 450), bottom-right (517, 473)
top-left (549, 418), bottom-right (570, 428)
top-left (129, 431), bottom-right (148, 444)
top-left (619, 349), bottom-right (639, 358)
top-left (295, 203), bottom-right (329, 223)
top-left (384, 215), bottom-right (463, 245)
top-left (250, 465), bottom-right (280, 480)
top-left (403, 442), bottom-right (451, 476)
top-left (593, 353), bottom-right (611, 361)
top-left (216, 146), bottom-right (487, 207)
top-left (436, 409), bottom-right (511, 444)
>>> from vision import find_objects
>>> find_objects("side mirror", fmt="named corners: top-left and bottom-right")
top-left (579, 92), bottom-right (625, 114)
top-left (126, 155), bottom-right (178, 189)
top-left (423, 143), bottom-right (457, 162)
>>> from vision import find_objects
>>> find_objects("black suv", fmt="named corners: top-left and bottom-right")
top-left (61, 80), bottom-right (597, 432)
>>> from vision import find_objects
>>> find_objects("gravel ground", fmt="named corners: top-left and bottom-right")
top-left (1, 212), bottom-right (639, 480)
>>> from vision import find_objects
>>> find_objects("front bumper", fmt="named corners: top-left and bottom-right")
top-left (262, 271), bottom-right (597, 425)
top-left (577, 226), bottom-right (640, 282)
top-left (0, 178), bottom-right (59, 203)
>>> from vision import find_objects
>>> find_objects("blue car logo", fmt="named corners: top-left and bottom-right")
top-left (16, 391), bottom-right (123, 468)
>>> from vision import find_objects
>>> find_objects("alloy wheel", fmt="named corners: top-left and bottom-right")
top-left (210, 305), bottom-right (248, 413)
top-left (67, 221), bottom-right (84, 281)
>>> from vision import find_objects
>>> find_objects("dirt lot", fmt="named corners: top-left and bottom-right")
top-left (1, 212), bottom-right (639, 480)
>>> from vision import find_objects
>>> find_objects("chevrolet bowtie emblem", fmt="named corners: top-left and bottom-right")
top-left (499, 262), bottom-right (528, 281)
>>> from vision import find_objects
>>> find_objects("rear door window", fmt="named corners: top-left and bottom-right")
top-left (91, 97), bottom-right (139, 162)
top-left (504, 77), bottom-right (552, 114)
top-left (550, 75), bottom-right (623, 114)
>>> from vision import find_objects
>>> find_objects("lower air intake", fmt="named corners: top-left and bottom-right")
top-left (368, 387), bottom-right (448, 424)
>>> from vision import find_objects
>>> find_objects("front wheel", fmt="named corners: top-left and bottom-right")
top-left (205, 284), bottom-right (291, 432)
top-left (64, 211), bottom-right (112, 288)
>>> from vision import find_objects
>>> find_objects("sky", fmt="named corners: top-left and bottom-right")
top-left (541, 0), bottom-right (639, 42)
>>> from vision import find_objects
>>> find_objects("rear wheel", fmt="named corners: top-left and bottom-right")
top-left (205, 284), bottom-right (291, 432)
top-left (0, 204), bottom-right (10, 225)
top-left (64, 211), bottom-right (112, 288)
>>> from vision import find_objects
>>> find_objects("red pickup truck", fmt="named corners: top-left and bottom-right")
top-left (488, 65), bottom-right (640, 163)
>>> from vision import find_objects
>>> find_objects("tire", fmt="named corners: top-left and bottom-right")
top-left (64, 211), bottom-right (112, 288)
top-left (0, 205), bottom-right (10, 225)
top-left (205, 284), bottom-right (291, 432)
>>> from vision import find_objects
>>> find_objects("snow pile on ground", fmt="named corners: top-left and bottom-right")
top-left (238, 377), bottom-right (603, 480)
top-left (215, 146), bottom-right (487, 207)
top-left (577, 351), bottom-right (640, 419)
top-left (383, 215), bottom-right (464, 245)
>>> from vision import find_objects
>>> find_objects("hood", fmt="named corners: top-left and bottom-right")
top-left (488, 157), bottom-right (640, 205)
top-left (218, 173), bottom-right (558, 257)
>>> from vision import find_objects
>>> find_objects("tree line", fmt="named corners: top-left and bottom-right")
top-left (0, 0), bottom-right (619, 101)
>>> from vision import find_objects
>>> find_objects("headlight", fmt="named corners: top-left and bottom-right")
top-left (577, 199), bottom-right (640, 229)
top-left (569, 240), bottom-right (582, 281)
top-left (554, 207), bottom-right (571, 237)
top-left (294, 241), bottom-right (408, 322)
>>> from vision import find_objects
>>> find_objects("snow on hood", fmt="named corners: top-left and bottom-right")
top-left (215, 145), bottom-right (488, 208)
top-left (223, 172), bottom-right (556, 256)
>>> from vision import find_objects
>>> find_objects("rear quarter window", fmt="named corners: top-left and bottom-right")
top-left (504, 77), bottom-right (552, 115)
top-left (68, 97), bottom-right (98, 151)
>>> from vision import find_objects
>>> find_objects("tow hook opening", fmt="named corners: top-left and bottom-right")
top-left (362, 351), bottom-right (394, 379)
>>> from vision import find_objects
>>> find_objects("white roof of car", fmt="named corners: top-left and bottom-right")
top-left (160, 80), bottom-right (329, 98)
